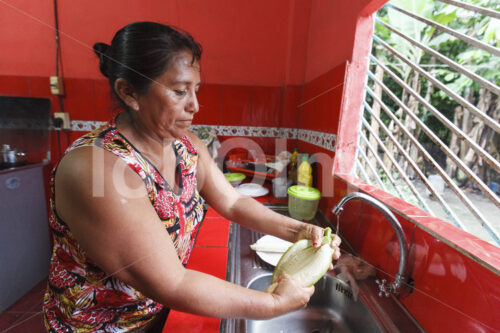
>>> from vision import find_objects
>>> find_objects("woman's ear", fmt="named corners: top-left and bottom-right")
top-left (114, 78), bottom-right (140, 111)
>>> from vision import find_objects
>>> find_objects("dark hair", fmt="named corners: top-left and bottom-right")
top-left (93, 22), bottom-right (202, 110)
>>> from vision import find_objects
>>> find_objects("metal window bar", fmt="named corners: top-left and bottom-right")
top-left (369, 56), bottom-right (500, 203)
top-left (435, 0), bottom-right (500, 20)
top-left (366, 76), bottom-right (500, 243)
top-left (367, 68), bottom-right (500, 210)
top-left (356, 158), bottom-right (373, 185)
top-left (372, 35), bottom-right (500, 135)
top-left (375, 18), bottom-right (500, 97)
top-left (385, 3), bottom-right (500, 57)
top-left (361, 107), bottom-right (433, 214)
top-left (363, 88), bottom-right (465, 228)
top-left (357, 140), bottom-right (389, 191)
top-left (369, 53), bottom-right (500, 176)
top-left (359, 126), bottom-right (407, 200)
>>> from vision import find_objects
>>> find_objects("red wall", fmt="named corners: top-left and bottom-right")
top-left (0, 0), bottom-right (313, 85)
top-left (306, 0), bottom-right (355, 81)
top-left (332, 175), bottom-right (500, 333)
top-left (334, 15), bottom-right (374, 175)
top-left (0, 0), bottom-right (379, 84)
top-left (0, 1), bottom-right (55, 77)
top-left (0, 0), bottom-right (367, 163)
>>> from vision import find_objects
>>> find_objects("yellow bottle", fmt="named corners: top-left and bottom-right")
top-left (297, 155), bottom-right (312, 187)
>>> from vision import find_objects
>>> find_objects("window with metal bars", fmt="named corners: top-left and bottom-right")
top-left (358, 0), bottom-right (500, 245)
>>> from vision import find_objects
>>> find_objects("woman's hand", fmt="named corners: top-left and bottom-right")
top-left (295, 224), bottom-right (342, 262)
top-left (267, 274), bottom-right (315, 315)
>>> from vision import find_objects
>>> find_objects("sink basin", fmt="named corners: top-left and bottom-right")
top-left (222, 204), bottom-right (424, 333)
top-left (245, 274), bottom-right (381, 333)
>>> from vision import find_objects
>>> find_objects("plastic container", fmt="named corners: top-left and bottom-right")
top-left (297, 155), bottom-right (312, 187)
top-left (272, 177), bottom-right (292, 198)
top-left (287, 185), bottom-right (321, 221)
top-left (224, 173), bottom-right (246, 187)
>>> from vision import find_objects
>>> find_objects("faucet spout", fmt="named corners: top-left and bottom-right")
top-left (332, 192), bottom-right (409, 296)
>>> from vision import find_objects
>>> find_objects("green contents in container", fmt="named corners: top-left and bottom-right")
top-left (287, 185), bottom-right (321, 221)
top-left (224, 172), bottom-right (246, 186)
top-left (224, 173), bottom-right (245, 182)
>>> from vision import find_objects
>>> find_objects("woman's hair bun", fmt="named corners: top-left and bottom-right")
top-left (93, 42), bottom-right (111, 77)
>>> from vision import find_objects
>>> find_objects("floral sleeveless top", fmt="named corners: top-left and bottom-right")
top-left (43, 123), bottom-right (205, 332)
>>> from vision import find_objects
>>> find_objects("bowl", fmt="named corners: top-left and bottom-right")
top-left (224, 172), bottom-right (246, 187)
top-left (287, 185), bottom-right (321, 221)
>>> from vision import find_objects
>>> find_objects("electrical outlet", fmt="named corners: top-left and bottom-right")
top-left (50, 76), bottom-right (65, 95)
top-left (54, 112), bottom-right (71, 130)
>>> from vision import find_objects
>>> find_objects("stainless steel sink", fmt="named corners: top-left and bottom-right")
top-left (222, 204), bottom-right (424, 333)
top-left (245, 274), bottom-right (381, 333)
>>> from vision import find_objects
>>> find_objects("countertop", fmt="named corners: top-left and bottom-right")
top-left (0, 162), bottom-right (47, 175)
top-left (162, 189), bottom-right (287, 332)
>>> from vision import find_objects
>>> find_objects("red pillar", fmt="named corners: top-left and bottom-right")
top-left (333, 14), bottom-right (374, 175)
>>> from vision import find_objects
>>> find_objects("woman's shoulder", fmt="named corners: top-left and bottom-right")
top-left (58, 146), bottom-right (95, 171)
top-left (57, 146), bottom-right (114, 180)
top-left (56, 145), bottom-right (145, 201)
top-left (57, 145), bottom-right (136, 181)
top-left (54, 147), bottom-right (101, 206)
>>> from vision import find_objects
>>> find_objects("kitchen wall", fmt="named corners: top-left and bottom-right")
top-left (0, 0), bottom-right (370, 165)
top-left (332, 174), bottom-right (500, 332)
top-left (294, 62), bottom-right (345, 211)
top-left (0, 0), bottom-right (382, 82)
top-left (193, 83), bottom-right (298, 155)
top-left (0, 0), bottom-right (309, 85)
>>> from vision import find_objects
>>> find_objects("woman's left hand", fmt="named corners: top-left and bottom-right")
top-left (295, 224), bottom-right (342, 265)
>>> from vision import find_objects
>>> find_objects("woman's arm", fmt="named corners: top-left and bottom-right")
top-left (191, 133), bottom-right (340, 250)
top-left (54, 147), bottom-right (313, 319)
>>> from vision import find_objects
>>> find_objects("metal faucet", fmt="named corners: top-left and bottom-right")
top-left (332, 192), bottom-right (409, 297)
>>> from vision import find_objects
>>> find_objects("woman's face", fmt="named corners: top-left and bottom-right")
top-left (136, 50), bottom-right (201, 141)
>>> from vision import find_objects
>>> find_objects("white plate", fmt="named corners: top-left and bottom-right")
top-left (252, 235), bottom-right (292, 266)
top-left (256, 251), bottom-right (283, 267)
top-left (236, 183), bottom-right (269, 197)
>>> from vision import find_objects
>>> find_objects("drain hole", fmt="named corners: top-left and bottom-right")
top-left (311, 330), bottom-right (320, 333)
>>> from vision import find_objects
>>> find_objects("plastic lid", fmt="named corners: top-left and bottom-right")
top-left (224, 173), bottom-right (246, 182)
top-left (302, 155), bottom-right (308, 162)
top-left (287, 185), bottom-right (321, 200)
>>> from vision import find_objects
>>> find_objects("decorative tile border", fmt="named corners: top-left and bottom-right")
top-left (191, 124), bottom-right (280, 137)
top-left (191, 125), bottom-right (336, 152)
top-left (298, 129), bottom-right (337, 152)
top-left (71, 120), bottom-right (108, 132)
top-left (190, 125), bottom-right (299, 140)
top-left (66, 121), bottom-right (336, 152)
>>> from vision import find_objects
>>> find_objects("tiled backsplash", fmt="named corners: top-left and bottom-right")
top-left (67, 122), bottom-right (337, 152)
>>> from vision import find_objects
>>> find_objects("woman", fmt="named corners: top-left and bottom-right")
top-left (43, 22), bottom-right (341, 332)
